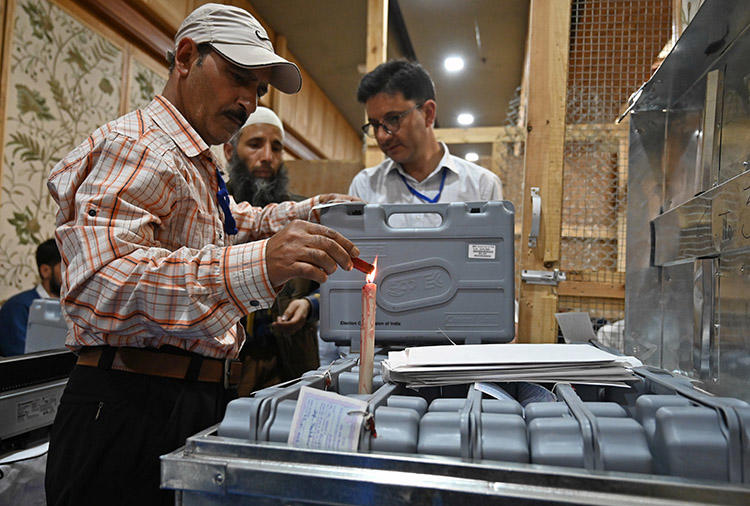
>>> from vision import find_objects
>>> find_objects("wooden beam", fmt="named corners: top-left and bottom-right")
top-left (517, 0), bottom-right (571, 344)
top-left (435, 126), bottom-right (525, 144)
top-left (491, 141), bottom-right (504, 183)
top-left (366, 0), bottom-right (388, 71)
top-left (0, 0), bottom-right (14, 200)
top-left (561, 224), bottom-right (617, 240)
top-left (432, 123), bottom-right (624, 146)
top-left (558, 280), bottom-right (626, 299)
top-left (75, 0), bottom-right (173, 64)
top-left (364, 0), bottom-right (388, 168)
top-left (564, 123), bottom-right (628, 143)
top-left (616, 116), bottom-right (629, 272)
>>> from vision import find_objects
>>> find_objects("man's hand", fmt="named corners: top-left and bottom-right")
top-left (271, 298), bottom-right (311, 335)
top-left (309, 193), bottom-right (362, 222)
top-left (266, 220), bottom-right (359, 286)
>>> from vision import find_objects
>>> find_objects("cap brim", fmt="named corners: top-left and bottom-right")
top-left (211, 42), bottom-right (302, 94)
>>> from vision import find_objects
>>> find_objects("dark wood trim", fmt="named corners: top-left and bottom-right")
top-left (284, 125), bottom-right (323, 161)
top-left (75, 0), bottom-right (172, 65)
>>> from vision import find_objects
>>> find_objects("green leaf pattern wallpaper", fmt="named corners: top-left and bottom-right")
top-left (129, 58), bottom-right (166, 111)
top-left (0, 0), bottom-right (127, 300)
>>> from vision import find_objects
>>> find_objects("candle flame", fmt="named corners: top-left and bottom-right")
top-left (366, 257), bottom-right (378, 283)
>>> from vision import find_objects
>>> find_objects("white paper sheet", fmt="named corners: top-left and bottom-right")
top-left (392, 343), bottom-right (624, 367)
top-left (555, 312), bottom-right (597, 343)
top-left (287, 386), bottom-right (367, 451)
top-left (382, 343), bottom-right (642, 388)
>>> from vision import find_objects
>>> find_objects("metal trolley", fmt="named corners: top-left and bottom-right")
top-left (161, 354), bottom-right (750, 505)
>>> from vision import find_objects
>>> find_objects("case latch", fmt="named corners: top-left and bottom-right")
top-left (521, 269), bottom-right (566, 285)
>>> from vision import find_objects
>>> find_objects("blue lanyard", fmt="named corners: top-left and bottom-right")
top-left (216, 169), bottom-right (238, 235)
top-left (398, 167), bottom-right (447, 203)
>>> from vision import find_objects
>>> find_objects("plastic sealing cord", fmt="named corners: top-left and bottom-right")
top-left (347, 410), bottom-right (377, 438)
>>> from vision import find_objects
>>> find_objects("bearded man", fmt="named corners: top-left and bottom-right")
top-left (224, 107), bottom-right (320, 395)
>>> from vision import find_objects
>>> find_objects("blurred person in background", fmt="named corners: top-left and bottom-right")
top-left (0, 238), bottom-right (61, 356)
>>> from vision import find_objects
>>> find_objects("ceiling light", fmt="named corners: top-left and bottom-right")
top-left (457, 113), bottom-right (474, 126)
top-left (444, 56), bottom-right (464, 72)
top-left (465, 152), bottom-right (479, 162)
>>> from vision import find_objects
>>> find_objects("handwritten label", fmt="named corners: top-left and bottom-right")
top-left (468, 244), bottom-right (496, 259)
top-left (287, 386), bottom-right (367, 451)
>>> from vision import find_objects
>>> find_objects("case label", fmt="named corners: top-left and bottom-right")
top-left (468, 244), bottom-right (496, 259)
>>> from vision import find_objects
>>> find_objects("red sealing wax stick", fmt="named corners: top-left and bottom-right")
top-left (352, 257), bottom-right (374, 274)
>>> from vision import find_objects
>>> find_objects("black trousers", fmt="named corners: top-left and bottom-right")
top-left (45, 364), bottom-right (235, 506)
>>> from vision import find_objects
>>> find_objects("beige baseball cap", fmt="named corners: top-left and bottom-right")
top-left (174, 3), bottom-right (302, 94)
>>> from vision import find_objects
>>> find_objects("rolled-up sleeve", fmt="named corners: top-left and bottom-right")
top-left (48, 132), bottom-right (302, 357)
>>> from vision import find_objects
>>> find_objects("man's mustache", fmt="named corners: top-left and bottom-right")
top-left (224, 108), bottom-right (248, 125)
top-left (254, 161), bottom-right (275, 172)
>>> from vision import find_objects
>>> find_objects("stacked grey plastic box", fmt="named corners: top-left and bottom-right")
top-left (217, 355), bottom-right (750, 484)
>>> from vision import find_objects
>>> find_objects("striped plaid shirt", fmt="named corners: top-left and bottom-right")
top-left (47, 96), bottom-right (320, 359)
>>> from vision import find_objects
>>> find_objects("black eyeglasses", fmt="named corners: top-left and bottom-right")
top-left (361, 103), bottom-right (423, 138)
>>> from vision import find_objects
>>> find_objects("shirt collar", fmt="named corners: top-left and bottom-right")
top-left (385, 142), bottom-right (459, 182)
top-left (146, 95), bottom-right (210, 158)
top-left (35, 284), bottom-right (52, 299)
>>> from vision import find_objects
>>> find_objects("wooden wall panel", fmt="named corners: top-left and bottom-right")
top-left (307, 84), bottom-right (324, 149)
top-left (285, 159), bottom-right (363, 197)
top-left (273, 47), bottom-right (361, 162)
top-left (295, 80), bottom-right (312, 138)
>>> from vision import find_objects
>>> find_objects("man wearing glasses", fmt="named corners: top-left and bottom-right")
top-left (348, 59), bottom-right (503, 227)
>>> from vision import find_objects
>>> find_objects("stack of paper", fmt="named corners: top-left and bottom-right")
top-left (381, 343), bottom-right (642, 388)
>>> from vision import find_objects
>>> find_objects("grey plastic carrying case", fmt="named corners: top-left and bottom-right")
top-left (318, 201), bottom-right (515, 345)
top-left (25, 298), bottom-right (67, 353)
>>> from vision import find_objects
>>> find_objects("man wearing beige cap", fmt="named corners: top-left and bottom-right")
top-left (45, 4), bottom-right (358, 505)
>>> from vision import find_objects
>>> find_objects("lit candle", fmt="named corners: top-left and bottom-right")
top-left (359, 257), bottom-right (378, 394)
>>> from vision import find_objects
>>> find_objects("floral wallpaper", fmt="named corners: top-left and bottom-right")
top-left (128, 57), bottom-right (166, 111)
top-left (0, 0), bottom-right (125, 300)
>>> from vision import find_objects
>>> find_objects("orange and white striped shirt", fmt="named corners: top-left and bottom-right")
top-left (47, 96), bottom-right (319, 359)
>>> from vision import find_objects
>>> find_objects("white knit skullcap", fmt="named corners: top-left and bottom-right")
top-left (241, 106), bottom-right (284, 139)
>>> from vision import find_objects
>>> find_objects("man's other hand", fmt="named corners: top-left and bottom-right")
top-left (266, 220), bottom-right (359, 286)
top-left (309, 193), bottom-right (362, 222)
top-left (271, 298), bottom-right (311, 335)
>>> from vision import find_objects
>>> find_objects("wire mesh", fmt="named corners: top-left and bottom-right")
top-left (561, 0), bottom-right (671, 338)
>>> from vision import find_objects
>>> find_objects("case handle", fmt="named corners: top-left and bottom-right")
top-left (529, 187), bottom-right (541, 248)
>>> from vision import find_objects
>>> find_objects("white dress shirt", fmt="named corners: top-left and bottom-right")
top-left (348, 143), bottom-right (503, 227)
